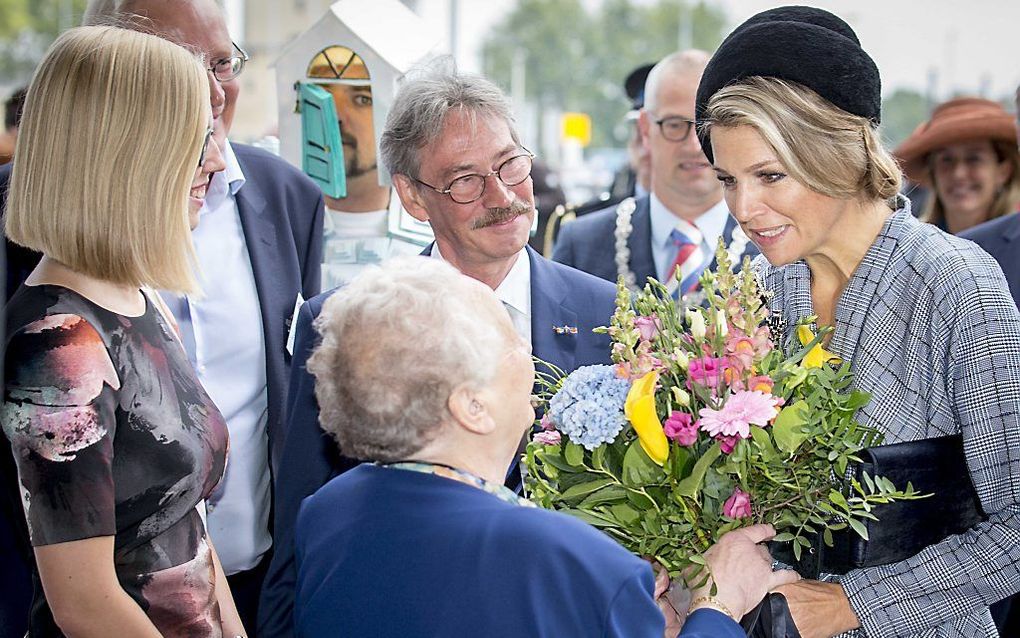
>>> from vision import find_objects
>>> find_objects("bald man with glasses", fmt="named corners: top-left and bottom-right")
top-left (554, 50), bottom-right (757, 300)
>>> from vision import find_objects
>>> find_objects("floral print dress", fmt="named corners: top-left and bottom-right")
top-left (2, 284), bottom-right (229, 637)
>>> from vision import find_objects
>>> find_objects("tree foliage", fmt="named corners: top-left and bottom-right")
top-left (481, 0), bottom-right (727, 149)
top-left (0, 0), bottom-right (88, 85)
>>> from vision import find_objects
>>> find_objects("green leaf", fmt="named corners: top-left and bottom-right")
top-left (676, 442), bottom-right (722, 497)
top-left (610, 503), bottom-right (641, 526)
top-left (848, 518), bottom-right (869, 541)
top-left (773, 400), bottom-right (811, 454)
top-left (622, 440), bottom-right (664, 487)
top-left (560, 508), bottom-right (621, 529)
top-left (579, 485), bottom-right (629, 507)
top-left (749, 426), bottom-right (778, 461)
top-left (564, 441), bottom-right (584, 467)
top-left (559, 477), bottom-right (615, 501)
top-left (592, 445), bottom-right (607, 470)
top-left (771, 532), bottom-right (795, 543)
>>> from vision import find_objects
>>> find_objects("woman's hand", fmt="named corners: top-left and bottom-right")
top-left (35, 536), bottom-right (163, 637)
top-left (692, 524), bottom-right (800, 619)
top-left (652, 562), bottom-right (687, 638)
top-left (773, 580), bottom-right (859, 638)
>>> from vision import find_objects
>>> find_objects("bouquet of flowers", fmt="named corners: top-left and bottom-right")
top-left (524, 245), bottom-right (922, 578)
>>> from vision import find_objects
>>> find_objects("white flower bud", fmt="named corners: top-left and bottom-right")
top-left (715, 309), bottom-right (729, 338)
top-left (672, 386), bottom-right (690, 408)
top-left (674, 349), bottom-right (690, 369)
top-left (687, 309), bottom-right (706, 340)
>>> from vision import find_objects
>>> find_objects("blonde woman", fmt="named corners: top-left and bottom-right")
top-left (696, 6), bottom-right (1020, 638)
top-left (2, 26), bottom-right (241, 637)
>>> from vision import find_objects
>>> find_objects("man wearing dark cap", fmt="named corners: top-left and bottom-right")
top-left (553, 50), bottom-right (756, 299)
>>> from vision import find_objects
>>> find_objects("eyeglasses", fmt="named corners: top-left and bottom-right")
top-left (198, 127), bottom-right (214, 167)
top-left (654, 115), bottom-right (696, 142)
top-left (413, 149), bottom-right (535, 204)
top-left (207, 41), bottom-right (249, 82)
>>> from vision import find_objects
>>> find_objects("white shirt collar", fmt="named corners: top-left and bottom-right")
top-left (649, 193), bottom-right (730, 249)
top-left (428, 243), bottom-right (532, 333)
top-left (201, 139), bottom-right (246, 217)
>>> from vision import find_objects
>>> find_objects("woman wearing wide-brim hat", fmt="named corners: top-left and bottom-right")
top-left (895, 97), bottom-right (1020, 234)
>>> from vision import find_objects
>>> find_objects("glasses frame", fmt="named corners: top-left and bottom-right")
top-left (198, 127), bottom-right (214, 167)
top-left (207, 41), bottom-right (249, 83)
top-left (412, 148), bottom-right (536, 204)
top-left (654, 115), bottom-right (696, 142)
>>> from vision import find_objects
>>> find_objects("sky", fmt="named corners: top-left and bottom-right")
top-left (410, 0), bottom-right (1020, 102)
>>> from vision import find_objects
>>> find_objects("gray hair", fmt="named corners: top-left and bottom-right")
top-left (643, 49), bottom-right (710, 113)
top-left (307, 257), bottom-right (505, 462)
top-left (380, 61), bottom-right (519, 180)
top-left (83, 0), bottom-right (225, 32)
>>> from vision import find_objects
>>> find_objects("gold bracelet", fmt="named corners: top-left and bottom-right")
top-left (688, 595), bottom-right (736, 621)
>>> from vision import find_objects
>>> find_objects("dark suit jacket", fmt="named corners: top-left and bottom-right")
top-left (257, 246), bottom-right (618, 637)
top-left (0, 143), bottom-right (323, 637)
top-left (292, 464), bottom-right (743, 638)
top-left (552, 195), bottom-right (758, 286)
top-left (961, 212), bottom-right (1020, 309)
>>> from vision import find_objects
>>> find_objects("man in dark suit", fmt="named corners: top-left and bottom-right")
top-left (0, 2), bottom-right (323, 633)
top-left (258, 66), bottom-right (619, 637)
top-left (554, 51), bottom-right (757, 295)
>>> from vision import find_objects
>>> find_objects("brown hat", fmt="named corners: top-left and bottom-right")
top-left (895, 97), bottom-right (1018, 185)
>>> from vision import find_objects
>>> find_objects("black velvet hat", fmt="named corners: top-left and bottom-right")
top-left (695, 5), bottom-right (881, 164)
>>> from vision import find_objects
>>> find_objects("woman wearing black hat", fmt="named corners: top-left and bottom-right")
top-left (696, 6), bottom-right (1020, 638)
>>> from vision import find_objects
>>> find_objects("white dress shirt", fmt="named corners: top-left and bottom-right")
top-left (429, 244), bottom-right (532, 344)
top-left (648, 194), bottom-right (730, 282)
top-left (160, 140), bottom-right (272, 574)
top-left (321, 205), bottom-right (422, 291)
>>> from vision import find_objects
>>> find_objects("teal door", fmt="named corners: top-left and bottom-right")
top-left (296, 81), bottom-right (345, 198)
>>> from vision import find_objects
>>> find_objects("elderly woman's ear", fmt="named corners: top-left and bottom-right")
top-left (447, 384), bottom-right (498, 435)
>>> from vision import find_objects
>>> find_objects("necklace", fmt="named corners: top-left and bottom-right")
top-left (613, 197), bottom-right (752, 293)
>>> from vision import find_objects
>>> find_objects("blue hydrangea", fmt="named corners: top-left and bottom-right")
top-left (548, 365), bottom-right (630, 450)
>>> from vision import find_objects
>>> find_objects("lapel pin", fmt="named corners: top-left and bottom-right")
top-left (553, 325), bottom-right (578, 335)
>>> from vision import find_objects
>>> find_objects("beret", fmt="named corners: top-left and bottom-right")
top-left (695, 5), bottom-right (881, 164)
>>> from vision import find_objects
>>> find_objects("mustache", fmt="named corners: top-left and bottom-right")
top-left (471, 199), bottom-right (533, 230)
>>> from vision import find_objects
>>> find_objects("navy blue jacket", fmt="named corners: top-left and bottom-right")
top-left (257, 247), bottom-right (618, 637)
top-left (293, 464), bottom-right (742, 638)
top-left (0, 143), bottom-right (324, 637)
top-left (960, 212), bottom-right (1020, 309)
top-left (552, 195), bottom-right (758, 286)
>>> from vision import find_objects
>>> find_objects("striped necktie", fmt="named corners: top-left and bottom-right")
top-left (665, 222), bottom-right (711, 298)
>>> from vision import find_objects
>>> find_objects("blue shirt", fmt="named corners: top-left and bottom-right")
top-left (293, 463), bottom-right (742, 638)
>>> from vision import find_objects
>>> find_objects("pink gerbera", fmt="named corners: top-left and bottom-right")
top-left (698, 390), bottom-right (780, 439)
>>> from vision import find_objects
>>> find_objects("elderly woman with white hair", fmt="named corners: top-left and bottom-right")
top-left (291, 256), bottom-right (796, 638)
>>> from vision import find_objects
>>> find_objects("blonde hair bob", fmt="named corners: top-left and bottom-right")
top-left (703, 76), bottom-right (901, 202)
top-left (5, 25), bottom-right (209, 293)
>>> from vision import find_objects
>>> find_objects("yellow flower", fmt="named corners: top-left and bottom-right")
top-left (797, 325), bottom-right (841, 368)
top-left (624, 371), bottom-right (670, 465)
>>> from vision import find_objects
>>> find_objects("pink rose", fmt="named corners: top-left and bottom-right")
top-left (687, 356), bottom-right (727, 391)
top-left (634, 315), bottom-right (661, 342)
top-left (723, 487), bottom-right (752, 519)
top-left (540, 413), bottom-right (555, 431)
top-left (717, 434), bottom-right (740, 454)
top-left (533, 430), bottom-right (561, 445)
top-left (663, 411), bottom-right (699, 446)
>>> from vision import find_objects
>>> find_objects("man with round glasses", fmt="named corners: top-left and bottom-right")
top-left (554, 50), bottom-right (757, 300)
top-left (259, 65), bottom-right (618, 638)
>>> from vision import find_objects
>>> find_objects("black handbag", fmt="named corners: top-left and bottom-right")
top-left (747, 434), bottom-right (986, 636)
top-left (740, 593), bottom-right (801, 638)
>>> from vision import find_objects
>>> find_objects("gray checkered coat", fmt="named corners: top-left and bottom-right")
top-left (756, 204), bottom-right (1020, 637)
